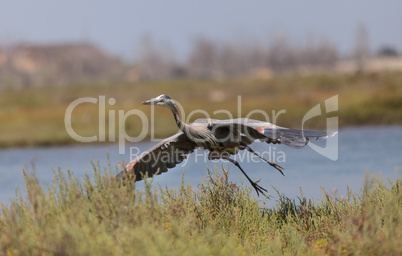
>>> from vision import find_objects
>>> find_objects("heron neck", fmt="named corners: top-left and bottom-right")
top-left (169, 104), bottom-right (187, 132)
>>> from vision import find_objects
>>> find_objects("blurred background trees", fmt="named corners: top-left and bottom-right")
top-left (0, 27), bottom-right (401, 88)
top-left (354, 24), bottom-right (370, 73)
top-left (0, 43), bottom-right (128, 88)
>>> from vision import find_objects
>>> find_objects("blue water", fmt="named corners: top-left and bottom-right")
top-left (1, 126), bottom-right (401, 206)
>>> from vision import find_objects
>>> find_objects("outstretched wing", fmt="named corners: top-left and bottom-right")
top-left (193, 118), bottom-right (335, 148)
top-left (116, 132), bottom-right (197, 181)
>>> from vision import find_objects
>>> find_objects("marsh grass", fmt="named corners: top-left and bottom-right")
top-left (1, 71), bottom-right (402, 148)
top-left (0, 163), bottom-right (401, 256)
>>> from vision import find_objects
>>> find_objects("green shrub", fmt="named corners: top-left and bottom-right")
top-left (0, 164), bottom-right (401, 255)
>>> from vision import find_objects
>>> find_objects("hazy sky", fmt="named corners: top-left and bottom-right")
top-left (1, 0), bottom-right (401, 59)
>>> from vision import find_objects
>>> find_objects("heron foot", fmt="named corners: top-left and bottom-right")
top-left (250, 179), bottom-right (268, 196)
top-left (242, 143), bottom-right (285, 176)
top-left (269, 161), bottom-right (285, 176)
top-left (223, 157), bottom-right (268, 197)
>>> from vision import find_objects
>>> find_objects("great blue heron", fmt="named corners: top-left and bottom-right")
top-left (117, 94), bottom-right (335, 196)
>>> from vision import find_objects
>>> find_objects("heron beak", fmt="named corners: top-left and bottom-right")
top-left (142, 98), bottom-right (158, 105)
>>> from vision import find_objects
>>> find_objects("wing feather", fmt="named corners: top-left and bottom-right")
top-left (193, 118), bottom-right (335, 148)
top-left (116, 132), bottom-right (197, 181)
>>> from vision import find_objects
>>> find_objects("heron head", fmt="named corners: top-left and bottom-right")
top-left (142, 94), bottom-right (173, 108)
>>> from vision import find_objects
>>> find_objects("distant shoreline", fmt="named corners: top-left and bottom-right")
top-left (1, 71), bottom-right (401, 149)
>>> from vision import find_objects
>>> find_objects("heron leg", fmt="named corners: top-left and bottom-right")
top-left (241, 144), bottom-right (285, 176)
top-left (223, 157), bottom-right (268, 196)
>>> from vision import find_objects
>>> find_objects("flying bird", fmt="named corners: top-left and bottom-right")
top-left (116, 94), bottom-right (335, 196)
